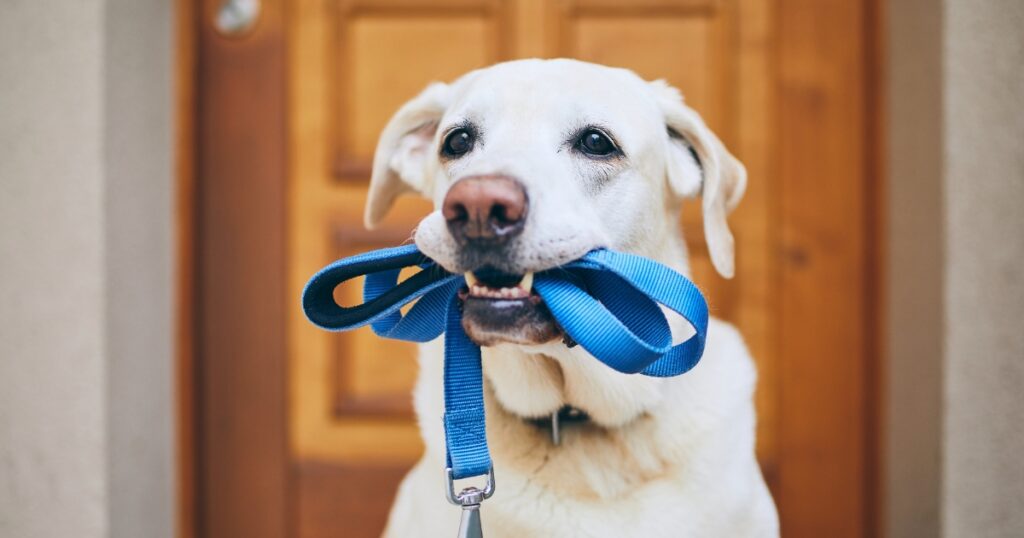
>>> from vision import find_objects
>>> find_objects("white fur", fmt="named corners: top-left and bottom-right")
top-left (366, 59), bottom-right (778, 537)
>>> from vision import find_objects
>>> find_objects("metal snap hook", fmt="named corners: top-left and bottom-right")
top-left (445, 467), bottom-right (495, 538)
top-left (445, 467), bottom-right (495, 506)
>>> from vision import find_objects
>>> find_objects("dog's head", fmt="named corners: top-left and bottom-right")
top-left (367, 59), bottom-right (743, 349)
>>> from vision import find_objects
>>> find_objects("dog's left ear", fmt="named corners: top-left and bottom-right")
top-left (365, 82), bottom-right (451, 228)
top-left (650, 80), bottom-right (747, 279)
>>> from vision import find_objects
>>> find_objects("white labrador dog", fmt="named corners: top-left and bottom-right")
top-left (365, 59), bottom-right (778, 537)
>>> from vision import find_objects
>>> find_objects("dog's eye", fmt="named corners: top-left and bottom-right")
top-left (442, 128), bottom-right (475, 157)
top-left (577, 129), bottom-right (618, 157)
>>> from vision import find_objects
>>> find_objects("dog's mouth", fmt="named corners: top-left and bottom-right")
top-left (456, 266), bottom-right (561, 346)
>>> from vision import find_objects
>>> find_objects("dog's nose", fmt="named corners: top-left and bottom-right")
top-left (442, 175), bottom-right (528, 245)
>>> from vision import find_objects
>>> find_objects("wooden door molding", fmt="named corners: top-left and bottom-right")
top-left (775, 0), bottom-right (883, 535)
top-left (328, 220), bottom-right (421, 419)
top-left (330, 0), bottom-right (515, 181)
top-left (174, 0), bottom-right (197, 536)
top-left (191, 0), bottom-right (291, 536)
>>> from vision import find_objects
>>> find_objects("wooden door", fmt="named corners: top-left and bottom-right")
top-left (192, 0), bottom-right (881, 536)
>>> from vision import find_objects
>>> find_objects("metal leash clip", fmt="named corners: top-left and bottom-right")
top-left (445, 467), bottom-right (495, 538)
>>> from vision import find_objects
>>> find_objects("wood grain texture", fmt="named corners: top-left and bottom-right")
top-left (175, 0), bottom-right (197, 535)
top-left (330, 0), bottom-right (514, 180)
top-left (776, 0), bottom-right (875, 535)
top-left (733, 0), bottom-right (778, 490)
top-left (295, 461), bottom-right (411, 538)
top-left (195, 0), bottom-right (290, 536)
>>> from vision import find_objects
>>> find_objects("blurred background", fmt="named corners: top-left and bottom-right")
top-left (1, 0), bottom-right (1021, 537)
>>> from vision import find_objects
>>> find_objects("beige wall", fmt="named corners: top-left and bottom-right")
top-left (102, 0), bottom-right (175, 536)
top-left (942, 0), bottom-right (1024, 535)
top-left (0, 1), bottom-right (108, 535)
top-left (0, 1), bottom-right (173, 537)
top-left (888, 0), bottom-right (1024, 537)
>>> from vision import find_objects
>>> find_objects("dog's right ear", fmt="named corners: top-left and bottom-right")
top-left (365, 82), bottom-right (451, 229)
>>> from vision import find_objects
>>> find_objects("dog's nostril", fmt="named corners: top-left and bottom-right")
top-left (451, 204), bottom-right (469, 222)
top-left (491, 205), bottom-right (509, 224)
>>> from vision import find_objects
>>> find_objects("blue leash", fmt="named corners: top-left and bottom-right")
top-left (302, 244), bottom-right (709, 483)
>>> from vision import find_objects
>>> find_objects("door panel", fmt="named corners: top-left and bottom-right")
top-left (287, 0), bottom-right (774, 536)
top-left (332, 1), bottom-right (514, 179)
top-left (179, 0), bottom-right (884, 535)
top-left (195, 0), bottom-right (289, 536)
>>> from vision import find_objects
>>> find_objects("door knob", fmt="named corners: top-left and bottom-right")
top-left (215, 0), bottom-right (260, 37)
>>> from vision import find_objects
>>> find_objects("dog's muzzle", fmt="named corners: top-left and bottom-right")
top-left (442, 175), bottom-right (558, 344)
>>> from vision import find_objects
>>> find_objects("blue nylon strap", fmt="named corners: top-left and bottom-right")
top-left (302, 245), bottom-right (709, 480)
top-left (442, 295), bottom-right (492, 477)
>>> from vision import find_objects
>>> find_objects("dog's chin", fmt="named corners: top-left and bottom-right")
top-left (458, 294), bottom-right (562, 347)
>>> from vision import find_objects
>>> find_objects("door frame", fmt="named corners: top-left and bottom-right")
top-left (177, 1), bottom-right (291, 537)
top-left (176, 0), bottom-right (887, 535)
top-left (174, 0), bottom-right (196, 534)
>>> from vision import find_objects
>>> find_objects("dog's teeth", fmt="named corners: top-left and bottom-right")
top-left (466, 274), bottom-right (536, 299)
top-left (520, 272), bottom-right (534, 292)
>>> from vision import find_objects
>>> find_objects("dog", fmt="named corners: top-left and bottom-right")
top-left (364, 59), bottom-right (778, 537)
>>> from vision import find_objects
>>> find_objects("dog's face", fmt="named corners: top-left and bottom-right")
top-left (366, 59), bottom-right (744, 348)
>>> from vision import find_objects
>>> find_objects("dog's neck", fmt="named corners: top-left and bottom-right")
top-left (480, 345), bottom-right (693, 500)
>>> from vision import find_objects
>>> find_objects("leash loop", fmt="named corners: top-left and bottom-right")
top-left (302, 244), bottom-right (459, 336)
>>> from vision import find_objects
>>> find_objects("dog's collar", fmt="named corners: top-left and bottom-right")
top-left (527, 405), bottom-right (591, 445)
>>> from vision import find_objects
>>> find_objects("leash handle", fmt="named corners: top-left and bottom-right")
top-left (302, 244), bottom-right (458, 334)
